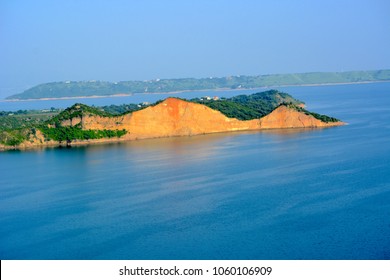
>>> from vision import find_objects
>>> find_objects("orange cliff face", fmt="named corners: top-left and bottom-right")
top-left (123, 98), bottom-right (261, 139)
top-left (65, 97), bottom-right (343, 141)
top-left (258, 105), bottom-right (344, 129)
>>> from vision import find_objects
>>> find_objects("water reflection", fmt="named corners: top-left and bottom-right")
top-left (1, 83), bottom-right (390, 259)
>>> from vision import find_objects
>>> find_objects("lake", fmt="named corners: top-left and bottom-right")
top-left (0, 82), bottom-right (390, 259)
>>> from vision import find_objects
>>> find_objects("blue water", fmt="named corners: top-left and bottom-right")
top-left (0, 83), bottom-right (390, 259)
top-left (0, 88), bottom-right (259, 111)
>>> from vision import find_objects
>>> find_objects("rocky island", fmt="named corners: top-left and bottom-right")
top-left (0, 90), bottom-right (344, 150)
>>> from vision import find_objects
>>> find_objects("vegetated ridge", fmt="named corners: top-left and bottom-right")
top-left (0, 90), bottom-right (344, 150)
top-left (6, 69), bottom-right (390, 100)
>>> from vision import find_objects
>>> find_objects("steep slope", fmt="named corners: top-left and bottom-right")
top-left (258, 105), bottom-right (343, 128)
top-left (123, 98), bottom-right (260, 139)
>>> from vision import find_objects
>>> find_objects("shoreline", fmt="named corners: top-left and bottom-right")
top-left (2, 80), bottom-right (389, 102)
top-left (2, 93), bottom-right (134, 102)
top-left (0, 124), bottom-right (344, 152)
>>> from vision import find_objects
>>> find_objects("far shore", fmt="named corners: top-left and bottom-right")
top-left (2, 80), bottom-right (389, 102)
top-left (2, 93), bottom-right (134, 102)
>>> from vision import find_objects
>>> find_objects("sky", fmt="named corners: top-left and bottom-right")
top-left (1, 0), bottom-right (389, 98)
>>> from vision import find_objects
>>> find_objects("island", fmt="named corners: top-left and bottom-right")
top-left (5, 69), bottom-right (390, 100)
top-left (0, 90), bottom-right (344, 150)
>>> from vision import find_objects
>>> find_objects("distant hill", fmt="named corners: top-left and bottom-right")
top-left (6, 69), bottom-right (390, 100)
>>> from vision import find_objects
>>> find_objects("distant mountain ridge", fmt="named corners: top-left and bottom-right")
top-left (6, 69), bottom-right (390, 100)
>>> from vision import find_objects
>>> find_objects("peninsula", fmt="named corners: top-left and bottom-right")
top-left (0, 90), bottom-right (344, 150)
top-left (6, 69), bottom-right (390, 100)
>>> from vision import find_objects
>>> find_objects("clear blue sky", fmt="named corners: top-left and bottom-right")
top-left (1, 0), bottom-right (389, 97)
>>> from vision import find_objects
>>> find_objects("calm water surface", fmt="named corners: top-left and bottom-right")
top-left (1, 83), bottom-right (390, 259)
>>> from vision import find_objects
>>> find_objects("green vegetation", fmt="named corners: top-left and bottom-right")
top-left (191, 90), bottom-right (303, 120)
top-left (0, 108), bottom-right (60, 130)
top-left (39, 126), bottom-right (127, 142)
top-left (7, 80), bottom-right (129, 100)
top-left (0, 114), bottom-right (50, 130)
top-left (48, 103), bottom-right (109, 125)
top-left (190, 90), bottom-right (339, 122)
top-left (285, 104), bottom-right (340, 123)
top-left (0, 128), bottom-right (31, 146)
top-left (0, 103), bottom-right (150, 132)
top-left (6, 69), bottom-right (390, 100)
top-left (197, 100), bottom-right (261, 120)
top-left (0, 103), bottom-right (152, 131)
top-left (0, 109), bottom-right (60, 147)
top-left (0, 103), bottom-right (129, 147)
top-left (41, 103), bottom-right (128, 143)
top-left (99, 104), bottom-right (141, 115)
